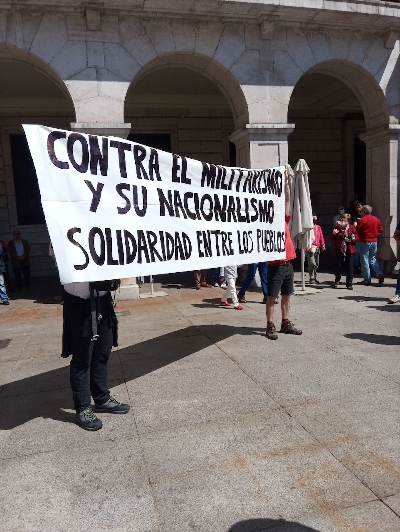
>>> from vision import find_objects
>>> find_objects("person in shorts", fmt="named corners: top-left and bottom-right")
top-left (265, 174), bottom-right (302, 340)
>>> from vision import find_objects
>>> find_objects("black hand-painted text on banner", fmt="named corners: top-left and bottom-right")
top-left (24, 125), bottom-right (286, 284)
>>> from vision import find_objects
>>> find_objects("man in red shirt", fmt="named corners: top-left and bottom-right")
top-left (265, 174), bottom-right (302, 340)
top-left (355, 205), bottom-right (384, 286)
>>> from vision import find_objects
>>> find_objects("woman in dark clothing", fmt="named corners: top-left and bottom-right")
top-left (330, 213), bottom-right (358, 290)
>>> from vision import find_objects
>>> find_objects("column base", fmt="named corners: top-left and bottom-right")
top-left (70, 122), bottom-right (132, 138)
top-left (116, 278), bottom-right (140, 301)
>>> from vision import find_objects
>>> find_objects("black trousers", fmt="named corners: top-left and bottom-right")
top-left (63, 291), bottom-right (117, 412)
top-left (334, 251), bottom-right (354, 287)
top-left (13, 260), bottom-right (30, 288)
top-left (69, 318), bottom-right (113, 411)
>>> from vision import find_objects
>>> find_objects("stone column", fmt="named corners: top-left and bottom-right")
top-left (229, 124), bottom-right (295, 168)
top-left (230, 124), bottom-right (295, 288)
top-left (360, 125), bottom-right (400, 273)
top-left (70, 121), bottom-right (140, 300)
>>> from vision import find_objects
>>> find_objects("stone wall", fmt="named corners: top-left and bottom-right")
top-left (0, 116), bottom-right (74, 278)
top-left (128, 108), bottom-right (235, 166)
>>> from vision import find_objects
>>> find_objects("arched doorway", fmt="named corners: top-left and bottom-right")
top-left (125, 54), bottom-right (249, 167)
top-left (124, 57), bottom-right (247, 290)
top-left (288, 61), bottom-right (394, 269)
top-left (288, 72), bottom-right (366, 225)
top-left (0, 47), bottom-right (75, 276)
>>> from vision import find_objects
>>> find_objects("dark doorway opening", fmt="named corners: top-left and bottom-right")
top-left (127, 134), bottom-right (172, 153)
top-left (10, 134), bottom-right (44, 225)
top-left (354, 136), bottom-right (366, 203)
top-left (229, 141), bottom-right (236, 167)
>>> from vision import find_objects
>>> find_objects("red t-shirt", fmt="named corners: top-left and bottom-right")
top-left (356, 214), bottom-right (384, 242)
top-left (269, 215), bottom-right (296, 264)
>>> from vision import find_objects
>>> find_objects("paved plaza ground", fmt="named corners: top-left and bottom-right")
top-left (0, 270), bottom-right (399, 532)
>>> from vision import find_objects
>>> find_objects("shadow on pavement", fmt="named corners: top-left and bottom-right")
top-left (228, 518), bottom-right (320, 531)
top-left (345, 332), bottom-right (400, 345)
top-left (7, 276), bottom-right (63, 305)
top-left (366, 305), bottom-right (400, 312)
top-left (192, 298), bottom-right (230, 309)
top-left (338, 295), bottom-right (389, 302)
top-left (0, 324), bottom-right (264, 430)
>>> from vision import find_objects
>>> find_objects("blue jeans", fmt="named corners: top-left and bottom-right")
top-left (354, 241), bottom-right (361, 269)
top-left (238, 262), bottom-right (268, 297)
top-left (359, 242), bottom-right (383, 282)
top-left (0, 273), bottom-right (9, 302)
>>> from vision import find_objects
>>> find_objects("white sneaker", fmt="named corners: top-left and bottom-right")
top-left (221, 282), bottom-right (227, 289)
top-left (213, 282), bottom-right (220, 287)
top-left (387, 294), bottom-right (400, 304)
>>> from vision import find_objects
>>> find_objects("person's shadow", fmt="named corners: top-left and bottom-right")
top-left (0, 324), bottom-right (264, 430)
top-left (228, 519), bottom-right (318, 532)
top-left (344, 332), bottom-right (400, 345)
top-left (228, 518), bottom-right (320, 531)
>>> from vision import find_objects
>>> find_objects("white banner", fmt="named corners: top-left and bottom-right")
top-left (23, 125), bottom-right (286, 284)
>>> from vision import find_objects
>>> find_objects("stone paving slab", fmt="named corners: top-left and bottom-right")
top-left (327, 433), bottom-right (400, 499)
top-left (0, 272), bottom-right (399, 531)
top-left (0, 382), bottom-right (137, 458)
top-left (128, 352), bottom-right (279, 434)
top-left (384, 494), bottom-right (400, 515)
top-left (1, 436), bottom-right (159, 532)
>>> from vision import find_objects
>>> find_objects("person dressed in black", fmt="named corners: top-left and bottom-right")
top-left (62, 280), bottom-right (130, 431)
top-left (8, 229), bottom-right (31, 290)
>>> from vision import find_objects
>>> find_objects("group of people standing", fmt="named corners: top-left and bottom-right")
top-left (192, 198), bottom-right (395, 341)
top-left (0, 229), bottom-right (31, 305)
top-left (304, 203), bottom-right (385, 291)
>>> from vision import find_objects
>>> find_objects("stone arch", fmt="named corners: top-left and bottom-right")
top-left (0, 45), bottom-right (77, 278)
top-left (126, 52), bottom-right (249, 130)
top-left (287, 59), bottom-right (395, 270)
top-left (0, 44), bottom-right (76, 115)
top-left (288, 59), bottom-right (388, 131)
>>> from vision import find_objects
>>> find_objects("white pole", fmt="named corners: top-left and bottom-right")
top-left (301, 248), bottom-right (305, 291)
top-left (150, 275), bottom-right (154, 295)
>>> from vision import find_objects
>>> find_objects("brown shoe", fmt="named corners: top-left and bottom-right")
top-left (377, 274), bottom-right (384, 284)
top-left (238, 295), bottom-right (246, 303)
top-left (266, 322), bottom-right (278, 340)
top-left (356, 280), bottom-right (371, 286)
top-left (280, 321), bottom-right (303, 335)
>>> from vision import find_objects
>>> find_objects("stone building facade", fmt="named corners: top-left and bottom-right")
top-left (1, 0), bottom-right (400, 295)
